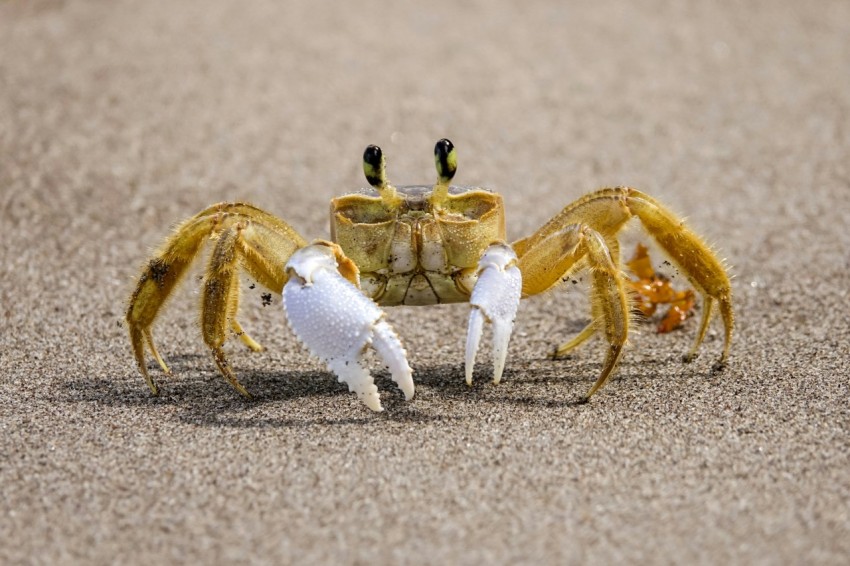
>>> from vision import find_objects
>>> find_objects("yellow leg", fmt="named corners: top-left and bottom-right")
top-left (517, 224), bottom-right (631, 398)
top-left (232, 320), bottom-right (264, 352)
top-left (126, 203), bottom-right (307, 396)
top-left (200, 224), bottom-right (251, 396)
top-left (551, 322), bottom-right (595, 359)
top-left (515, 225), bottom-right (587, 297)
top-left (200, 220), bottom-right (311, 397)
top-left (129, 327), bottom-right (158, 395)
top-left (583, 229), bottom-right (630, 398)
top-left (127, 219), bottom-right (212, 394)
top-left (716, 297), bottom-right (734, 368)
top-left (516, 187), bottom-right (733, 370)
top-left (212, 346), bottom-right (251, 398)
top-left (144, 328), bottom-right (171, 374)
top-left (623, 190), bottom-right (734, 365)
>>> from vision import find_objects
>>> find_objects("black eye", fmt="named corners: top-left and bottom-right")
top-left (363, 144), bottom-right (385, 188)
top-left (363, 144), bottom-right (383, 169)
top-left (435, 138), bottom-right (453, 155)
top-left (434, 138), bottom-right (457, 183)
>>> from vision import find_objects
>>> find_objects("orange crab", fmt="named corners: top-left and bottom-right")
top-left (626, 243), bottom-right (698, 334)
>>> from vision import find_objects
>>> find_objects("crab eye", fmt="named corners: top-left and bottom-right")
top-left (363, 144), bottom-right (385, 188)
top-left (434, 138), bottom-right (457, 184)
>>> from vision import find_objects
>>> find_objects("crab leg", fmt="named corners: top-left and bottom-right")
top-left (516, 224), bottom-right (631, 398)
top-left (516, 187), bottom-right (733, 368)
top-left (127, 203), bottom-right (307, 396)
top-left (465, 243), bottom-right (523, 386)
top-left (282, 242), bottom-right (414, 411)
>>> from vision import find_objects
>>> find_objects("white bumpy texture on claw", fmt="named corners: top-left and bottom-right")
top-left (465, 243), bottom-right (522, 386)
top-left (282, 244), bottom-right (414, 411)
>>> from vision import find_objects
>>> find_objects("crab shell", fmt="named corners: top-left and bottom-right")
top-left (330, 185), bottom-right (505, 306)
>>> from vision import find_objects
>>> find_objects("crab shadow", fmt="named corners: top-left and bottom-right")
top-left (56, 361), bottom-right (464, 428)
top-left (386, 354), bottom-right (679, 409)
top-left (57, 349), bottom-right (691, 428)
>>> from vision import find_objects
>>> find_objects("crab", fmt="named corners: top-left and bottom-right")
top-left (126, 139), bottom-right (734, 411)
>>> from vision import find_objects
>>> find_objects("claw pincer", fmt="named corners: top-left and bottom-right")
top-left (282, 244), bottom-right (414, 411)
top-left (465, 243), bottom-right (522, 386)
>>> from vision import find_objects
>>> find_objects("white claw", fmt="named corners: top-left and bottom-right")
top-left (465, 243), bottom-right (522, 386)
top-left (372, 320), bottom-right (415, 401)
top-left (328, 358), bottom-right (383, 411)
top-left (465, 310), bottom-right (485, 386)
top-left (283, 244), bottom-right (414, 411)
top-left (491, 317), bottom-right (514, 385)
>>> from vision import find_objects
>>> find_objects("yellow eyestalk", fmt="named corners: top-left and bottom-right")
top-left (363, 144), bottom-right (402, 210)
top-left (431, 138), bottom-right (457, 206)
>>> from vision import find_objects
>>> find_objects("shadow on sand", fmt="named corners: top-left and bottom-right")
top-left (56, 349), bottom-right (687, 429)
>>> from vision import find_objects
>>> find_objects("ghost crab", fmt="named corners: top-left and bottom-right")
top-left (126, 139), bottom-right (734, 410)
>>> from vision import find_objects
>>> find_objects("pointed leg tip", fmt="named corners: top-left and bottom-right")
top-left (711, 360), bottom-right (727, 374)
top-left (230, 377), bottom-right (254, 399)
top-left (550, 346), bottom-right (573, 360)
top-left (682, 352), bottom-right (699, 363)
top-left (152, 351), bottom-right (171, 374)
top-left (218, 367), bottom-right (253, 397)
top-left (237, 388), bottom-right (254, 400)
top-left (584, 384), bottom-right (602, 401)
top-left (142, 371), bottom-right (160, 396)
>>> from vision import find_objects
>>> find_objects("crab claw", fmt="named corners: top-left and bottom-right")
top-left (465, 243), bottom-right (522, 386)
top-left (282, 243), bottom-right (414, 411)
